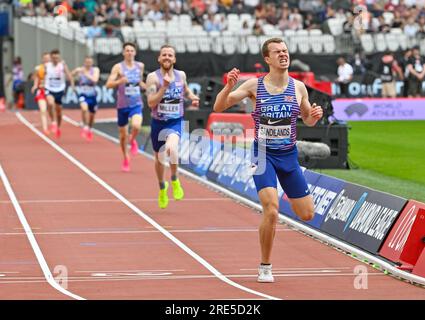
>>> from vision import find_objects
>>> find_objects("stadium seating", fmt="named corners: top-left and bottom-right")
top-left (360, 33), bottom-right (374, 53)
top-left (21, 6), bottom-right (424, 57)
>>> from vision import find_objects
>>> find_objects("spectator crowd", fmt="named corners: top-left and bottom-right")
top-left (336, 45), bottom-right (425, 98)
top-left (8, 0), bottom-right (425, 39)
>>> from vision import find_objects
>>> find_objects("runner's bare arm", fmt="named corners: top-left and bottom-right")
top-left (298, 81), bottom-right (323, 127)
top-left (146, 72), bottom-right (168, 109)
top-left (106, 64), bottom-right (126, 89)
top-left (139, 63), bottom-right (146, 90)
top-left (70, 67), bottom-right (81, 78)
top-left (213, 69), bottom-right (256, 112)
top-left (31, 67), bottom-right (39, 93)
top-left (181, 71), bottom-right (199, 104)
top-left (83, 67), bottom-right (100, 83)
top-left (64, 63), bottom-right (75, 89)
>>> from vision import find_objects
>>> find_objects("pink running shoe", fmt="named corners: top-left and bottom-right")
top-left (50, 123), bottom-right (58, 134)
top-left (81, 127), bottom-right (88, 139)
top-left (55, 127), bottom-right (61, 138)
top-left (121, 157), bottom-right (130, 172)
top-left (130, 139), bottom-right (139, 156)
top-left (86, 130), bottom-right (93, 141)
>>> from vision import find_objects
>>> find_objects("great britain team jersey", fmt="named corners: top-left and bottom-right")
top-left (251, 76), bottom-right (300, 150)
top-left (116, 61), bottom-right (143, 109)
top-left (151, 69), bottom-right (184, 121)
top-left (78, 67), bottom-right (97, 97)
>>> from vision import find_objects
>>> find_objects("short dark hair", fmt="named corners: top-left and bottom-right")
top-left (261, 38), bottom-right (286, 57)
top-left (50, 49), bottom-right (60, 55)
top-left (123, 42), bottom-right (137, 50)
top-left (159, 44), bottom-right (176, 54)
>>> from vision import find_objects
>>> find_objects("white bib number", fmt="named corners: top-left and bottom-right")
top-left (259, 124), bottom-right (291, 140)
top-left (125, 85), bottom-right (140, 96)
top-left (158, 103), bottom-right (180, 116)
top-left (49, 77), bottom-right (62, 88)
top-left (80, 85), bottom-right (95, 95)
top-left (258, 117), bottom-right (292, 146)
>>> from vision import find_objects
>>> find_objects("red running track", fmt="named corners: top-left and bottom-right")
top-left (0, 109), bottom-right (425, 300)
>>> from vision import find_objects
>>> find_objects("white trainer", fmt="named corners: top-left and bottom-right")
top-left (257, 264), bottom-right (274, 283)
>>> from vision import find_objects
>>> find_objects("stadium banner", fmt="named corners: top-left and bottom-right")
top-left (320, 182), bottom-right (407, 254)
top-left (331, 78), bottom-right (425, 98)
top-left (179, 132), bottom-right (222, 177)
top-left (379, 200), bottom-right (425, 265)
top-left (413, 238), bottom-right (425, 277)
top-left (332, 98), bottom-right (425, 121)
top-left (215, 145), bottom-right (259, 202)
top-left (279, 172), bottom-right (345, 229)
top-left (205, 143), bottom-right (285, 203)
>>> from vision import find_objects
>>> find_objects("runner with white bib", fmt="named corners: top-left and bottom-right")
top-left (106, 42), bottom-right (145, 172)
top-left (146, 44), bottom-right (199, 209)
top-left (44, 49), bottom-right (74, 138)
top-left (72, 56), bottom-right (100, 141)
top-left (213, 38), bottom-right (323, 283)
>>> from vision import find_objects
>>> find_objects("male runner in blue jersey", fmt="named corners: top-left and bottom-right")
top-left (72, 56), bottom-right (100, 141)
top-left (213, 38), bottom-right (323, 283)
top-left (145, 45), bottom-right (199, 209)
top-left (106, 42), bottom-right (145, 172)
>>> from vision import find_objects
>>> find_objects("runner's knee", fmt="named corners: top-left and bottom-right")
top-left (294, 203), bottom-right (314, 221)
top-left (131, 115), bottom-right (142, 129)
top-left (80, 103), bottom-right (88, 111)
top-left (38, 102), bottom-right (47, 112)
top-left (262, 200), bottom-right (279, 224)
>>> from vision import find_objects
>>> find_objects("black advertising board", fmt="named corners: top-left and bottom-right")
top-left (320, 182), bottom-right (407, 254)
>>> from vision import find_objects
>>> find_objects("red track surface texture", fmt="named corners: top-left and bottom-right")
top-left (0, 109), bottom-right (424, 300)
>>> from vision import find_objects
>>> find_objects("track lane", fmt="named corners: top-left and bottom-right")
top-left (59, 109), bottom-right (425, 299)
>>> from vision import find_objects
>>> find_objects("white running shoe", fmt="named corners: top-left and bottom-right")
top-left (257, 264), bottom-right (274, 283)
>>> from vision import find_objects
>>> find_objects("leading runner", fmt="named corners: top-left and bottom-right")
top-left (213, 38), bottom-right (323, 283)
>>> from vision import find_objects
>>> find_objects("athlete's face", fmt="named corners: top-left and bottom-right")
top-left (51, 53), bottom-right (60, 64)
top-left (42, 54), bottom-right (50, 64)
top-left (84, 57), bottom-right (93, 68)
top-left (158, 47), bottom-right (176, 71)
top-left (123, 45), bottom-right (136, 61)
top-left (264, 42), bottom-right (290, 70)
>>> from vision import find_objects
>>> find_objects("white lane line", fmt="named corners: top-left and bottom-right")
top-left (0, 198), bottom-right (231, 204)
top-left (0, 272), bottom-right (386, 284)
top-left (91, 118), bottom-right (117, 123)
top-left (19, 112), bottom-right (279, 300)
top-left (75, 269), bottom-right (186, 273)
top-left (0, 164), bottom-right (84, 300)
top-left (67, 117), bottom-right (117, 124)
top-left (240, 267), bottom-right (352, 271)
top-left (0, 228), bottom-right (290, 236)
